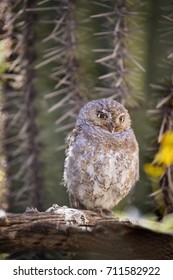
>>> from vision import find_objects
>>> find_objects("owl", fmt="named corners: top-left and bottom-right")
top-left (63, 98), bottom-right (139, 213)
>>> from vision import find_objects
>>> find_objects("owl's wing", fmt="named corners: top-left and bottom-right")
top-left (65, 126), bottom-right (81, 152)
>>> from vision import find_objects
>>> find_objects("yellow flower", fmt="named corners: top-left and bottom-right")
top-left (144, 131), bottom-right (173, 178)
top-left (161, 131), bottom-right (173, 146)
top-left (154, 131), bottom-right (173, 166)
top-left (143, 163), bottom-right (165, 178)
top-left (155, 146), bottom-right (173, 166)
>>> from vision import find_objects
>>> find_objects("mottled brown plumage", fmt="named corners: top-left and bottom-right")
top-left (63, 98), bottom-right (139, 212)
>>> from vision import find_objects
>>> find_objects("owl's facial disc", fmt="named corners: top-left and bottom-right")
top-left (96, 109), bottom-right (127, 133)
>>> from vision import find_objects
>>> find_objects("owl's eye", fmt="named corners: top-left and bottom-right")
top-left (119, 114), bottom-right (125, 123)
top-left (97, 111), bottom-right (108, 119)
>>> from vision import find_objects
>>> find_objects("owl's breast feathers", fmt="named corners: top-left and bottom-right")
top-left (64, 123), bottom-right (139, 210)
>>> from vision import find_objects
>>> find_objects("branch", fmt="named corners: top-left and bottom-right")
top-left (0, 205), bottom-right (173, 259)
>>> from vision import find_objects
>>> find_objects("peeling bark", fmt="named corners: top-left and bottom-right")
top-left (0, 205), bottom-right (173, 259)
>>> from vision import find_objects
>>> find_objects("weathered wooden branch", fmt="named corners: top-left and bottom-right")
top-left (0, 205), bottom-right (173, 259)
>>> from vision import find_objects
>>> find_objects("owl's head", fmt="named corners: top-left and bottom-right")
top-left (76, 98), bottom-right (131, 133)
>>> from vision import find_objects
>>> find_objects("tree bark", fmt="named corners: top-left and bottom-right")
top-left (0, 205), bottom-right (173, 259)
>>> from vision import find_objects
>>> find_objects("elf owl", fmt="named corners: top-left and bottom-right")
top-left (63, 98), bottom-right (139, 213)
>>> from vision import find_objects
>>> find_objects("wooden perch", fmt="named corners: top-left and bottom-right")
top-left (0, 205), bottom-right (173, 259)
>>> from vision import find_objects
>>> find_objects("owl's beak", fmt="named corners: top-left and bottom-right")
top-left (107, 121), bottom-right (115, 133)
